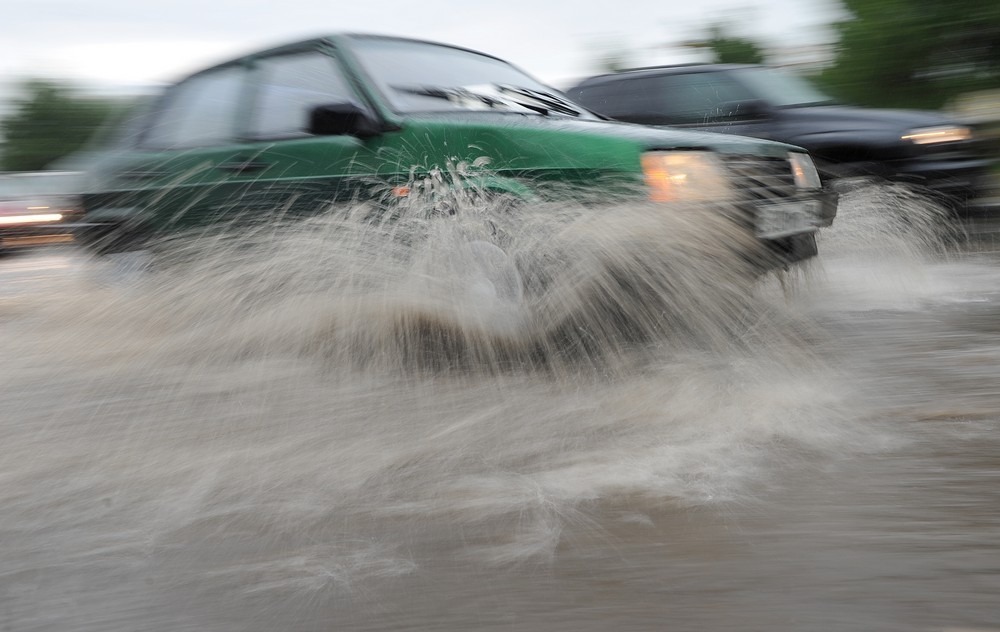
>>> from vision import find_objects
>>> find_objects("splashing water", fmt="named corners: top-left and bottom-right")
top-left (3, 180), bottom-right (972, 631)
top-left (52, 185), bottom-right (788, 374)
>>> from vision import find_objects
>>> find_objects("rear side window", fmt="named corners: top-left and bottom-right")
top-left (574, 71), bottom-right (756, 125)
top-left (143, 65), bottom-right (246, 149)
top-left (569, 79), bottom-right (660, 121)
top-left (248, 52), bottom-right (359, 139)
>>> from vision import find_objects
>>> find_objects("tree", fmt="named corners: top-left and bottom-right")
top-left (703, 25), bottom-right (767, 65)
top-left (0, 79), bottom-right (122, 171)
top-left (817, 0), bottom-right (1000, 109)
top-left (679, 23), bottom-right (769, 65)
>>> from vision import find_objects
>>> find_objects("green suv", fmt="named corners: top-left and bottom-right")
top-left (77, 34), bottom-right (836, 266)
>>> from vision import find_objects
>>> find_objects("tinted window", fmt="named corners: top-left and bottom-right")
top-left (568, 79), bottom-right (659, 119)
top-left (248, 52), bottom-right (359, 139)
top-left (729, 67), bottom-right (833, 107)
top-left (575, 71), bottom-right (757, 125)
top-left (143, 66), bottom-right (246, 149)
top-left (644, 73), bottom-right (756, 124)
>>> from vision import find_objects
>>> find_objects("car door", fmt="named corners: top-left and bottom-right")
top-left (91, 63), bottom-right (259, 232)
top-left (226, 47), bottom-right (383, 218)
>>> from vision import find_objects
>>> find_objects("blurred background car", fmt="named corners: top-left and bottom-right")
top-left (0, 171), bottom-right (83, 252)
top-left (567, 64), bottom-right (999, 212)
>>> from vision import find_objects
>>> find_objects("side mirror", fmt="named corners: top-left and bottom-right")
top-left (308, 103), bottom-right (382, 138)
top-left (713, 99), bottom-right (772, 122)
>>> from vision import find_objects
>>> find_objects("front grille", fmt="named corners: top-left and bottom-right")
top-left (912, 137), bottom-right (990, 162)
top-left (723, 155), bottom-right (796, 203)
top-left (914, 147), bottom-right (979, 162)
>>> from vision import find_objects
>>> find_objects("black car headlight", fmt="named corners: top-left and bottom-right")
top-left (901, 125), bottom-right (971, 144)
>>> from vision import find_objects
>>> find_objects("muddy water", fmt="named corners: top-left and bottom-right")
top-left (1, 185), bottom-right (999, 631)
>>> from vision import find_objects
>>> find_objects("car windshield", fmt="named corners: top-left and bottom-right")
top-left (347, 36), bottom-right (591, 117)
top-left (729, 67), bottom-right (835, 107)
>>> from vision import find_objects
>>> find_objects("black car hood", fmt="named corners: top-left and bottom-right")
top-left (775, 104), bottom-right (957, 134)
top-left (539, 115), bottom-right (801, 156)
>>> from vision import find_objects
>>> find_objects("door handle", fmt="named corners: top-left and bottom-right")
top-left (217, 160), bottom-right (270, 173)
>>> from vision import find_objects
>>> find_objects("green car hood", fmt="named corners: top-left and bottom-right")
top-left (394, 112), bottom-right (800, 176)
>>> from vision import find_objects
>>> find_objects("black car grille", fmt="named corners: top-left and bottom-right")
top-left (912, 140), bottom-right (987, 163)
top-left (723, 155), bottom-right (797, 202)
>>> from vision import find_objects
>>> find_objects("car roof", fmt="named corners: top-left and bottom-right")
top-left (573, 64), bottom-right (759, 88)
top-left (179, 33), bottom-right (510, 80)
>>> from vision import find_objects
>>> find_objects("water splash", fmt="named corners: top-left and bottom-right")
top-left (51, 187), bottom-right (795, 376)
top-left (0, 185), bottom-right (882, 630)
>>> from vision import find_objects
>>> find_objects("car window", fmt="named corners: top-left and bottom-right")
top-left (571, 72), bottom-right (757, 125)
top-left (729, 67), bottom-right (834, 107)
top-left (568, 79), bottom-right (660, 120)
top-left (248, 51), bottom-right (359, 139)
top-left (647, 73), bottom-right (757, 124)
top-left (143, 65), bottom-right (246, 149)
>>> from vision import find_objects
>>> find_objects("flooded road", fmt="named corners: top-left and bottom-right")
top-left (1, 187), bottom-right (999, 631)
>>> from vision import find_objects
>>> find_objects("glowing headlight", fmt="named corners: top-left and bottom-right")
top-left (901, 126), bottom-right (971, 144)
top-left (0, 213), bottom-right (63, 226)
top-left (788, 152), bottom-right (822, 189)
top-left (640, 151), bottom-right (731, 203)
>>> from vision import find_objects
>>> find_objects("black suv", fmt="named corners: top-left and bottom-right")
top-left (568, 65), bottom-right (997, 210)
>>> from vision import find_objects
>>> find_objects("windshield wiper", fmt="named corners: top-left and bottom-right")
top-left (393, 84), bottom-right (586, 117)
top-left (394, 85), bottom-right (505, 108)
top-left (494, 85), bottom-right (585, 117)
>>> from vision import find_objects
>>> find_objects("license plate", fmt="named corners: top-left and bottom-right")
top-left (755, 200), bottom-right (819, 239)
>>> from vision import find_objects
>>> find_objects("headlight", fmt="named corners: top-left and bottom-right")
top-left (901, 125), bottom-right (971, 144)
top-left (640, 151), bottom-right (731, 202)
top-left (788, 152), bottom-right (822, 189)
top-left (0, 213), bottom-right (64, 226)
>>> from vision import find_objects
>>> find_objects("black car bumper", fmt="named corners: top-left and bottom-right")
top-left (881, 155), bottom-right (997, 210)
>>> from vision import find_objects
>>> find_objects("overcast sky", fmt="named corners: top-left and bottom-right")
top-left (3, 0), bottom-right (843, 94)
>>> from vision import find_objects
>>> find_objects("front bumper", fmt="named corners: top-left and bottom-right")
top-left (754, 189), bottom-right (837, 236)
top-left (750, 188), bottom-right (837, 265)
top-left (870, 143), bottom-right (997, 209)
top-left (723, 153), bottom-right (837, 266)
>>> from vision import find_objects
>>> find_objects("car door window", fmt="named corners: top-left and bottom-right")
top-left (570, 79), bottom-right (659, 120)
top-left (143, 65), bottom-right (246, 149)
top-left (247, 51), bottom-right (359, 139)
top-left (652, 73), bottom-right (756, 124)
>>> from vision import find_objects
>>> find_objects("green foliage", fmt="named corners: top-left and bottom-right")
top-left (704, 26), bottom-right (767, 65)
top-left (588, 24), bottom-right (767, 74)
top-left (817, 0), bottom-right (1000, 109)
top-left (0, 79), bottom-right (122, 171)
